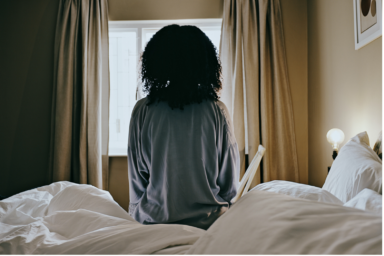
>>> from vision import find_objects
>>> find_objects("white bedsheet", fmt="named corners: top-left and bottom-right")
top-left (0, 182), bottom-right (204, 254)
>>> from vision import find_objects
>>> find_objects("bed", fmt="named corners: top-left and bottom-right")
top-left (0, 131), bottom-right (381, 254)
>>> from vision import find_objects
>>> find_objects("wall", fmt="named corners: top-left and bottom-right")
top-left (107, 0), bottom-right (309, 209)
top-left (0, 0), bottom-right (59, 197)
top-left (308, 0), bottom-right (382, 187)
top-left (109, 0), bottom-right (223, 21)
top-left (109, 157), bottom-right (129, 210)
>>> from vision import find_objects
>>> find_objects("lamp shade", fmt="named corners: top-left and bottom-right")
top-left (327, 128), bottom-right (345, 151)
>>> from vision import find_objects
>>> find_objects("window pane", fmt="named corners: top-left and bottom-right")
top-left (142, 26), bottom-right (221, 51)
top-left (143, 29), bottom-right (158, 50)
top-left (201, 29), bottom-right (221, 51)
top-left (109, 31), bottom-right (137, 155)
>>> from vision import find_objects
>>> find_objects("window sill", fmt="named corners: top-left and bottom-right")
top-left (109, 154), bottom-right (127, 157)
top-left (109, 148), bottom-right (127, 157)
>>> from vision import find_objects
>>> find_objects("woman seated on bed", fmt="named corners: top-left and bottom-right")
top-left (128, 24), bottom-right (240, 230)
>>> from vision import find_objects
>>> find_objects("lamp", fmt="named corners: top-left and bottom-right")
top-left (327, 128), bottom-right (345, 160)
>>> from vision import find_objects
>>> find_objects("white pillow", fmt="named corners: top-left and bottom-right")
top-left (344, 188), bottom-right (382, 215)
top-left (250, 180), bottom-right (343, 205)
top-left (323, 131), bottom-right (382, 203)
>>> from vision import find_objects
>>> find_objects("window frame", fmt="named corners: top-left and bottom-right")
top-left (109, 18), bottom-right (222, 54)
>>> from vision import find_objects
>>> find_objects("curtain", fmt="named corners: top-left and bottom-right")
top-left (49, 0), bottom-right (110, 190)
top-left (220, 0), bottom-right (299, 187)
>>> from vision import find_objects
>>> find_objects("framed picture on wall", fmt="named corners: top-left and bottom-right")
top-left (353, 0), bottom-right (382, 50)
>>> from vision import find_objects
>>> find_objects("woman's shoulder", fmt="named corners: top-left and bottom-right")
top-left (214, 100), bottom-right (236, 144)
top-left (215, 100), bottom-right (230, 117)
top-left (131, 97), bottom-right (149, 120)
top-left (132, 98), bottom-right (229, 117)
top-left (214, 100), bottom-right (232, 124)
top-left (135, 97), bottom-right (148, 107)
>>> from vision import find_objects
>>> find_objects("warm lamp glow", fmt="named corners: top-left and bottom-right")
top-left (327, 128), bottom-right (345, 151)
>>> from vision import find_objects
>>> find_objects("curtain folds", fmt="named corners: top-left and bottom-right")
top-left (220, 0), bottom-right (299, 186)
top-left (50, 0), bottom-right (109, 190)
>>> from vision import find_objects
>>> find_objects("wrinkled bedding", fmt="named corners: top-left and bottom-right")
top-left (187, 190), bottom-right (382, 254)
top-left (0, 182), bottom-right (204, 254)
top-left (250, 180), bottom-right (344, 205)
top-left (343, 188), bottom-right (382, 215)
top-left (1, 182), bottom-right (381, 254)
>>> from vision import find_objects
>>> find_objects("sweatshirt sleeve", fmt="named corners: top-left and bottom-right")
top-left (216, 101), bottom-right (240, 204)
top-left (127, 100), bottom-right (149, 215)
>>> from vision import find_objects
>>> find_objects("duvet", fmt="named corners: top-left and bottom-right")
top-left (0, 181), bottom-right (381, 254)
top-left (0, 182), bottom-right (203, 254)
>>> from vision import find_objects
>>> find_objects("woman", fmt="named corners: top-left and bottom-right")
top-left (128, 24), bottom-right (240, 230)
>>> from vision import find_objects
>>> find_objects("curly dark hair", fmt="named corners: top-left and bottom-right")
top-left (140, 24), bottom-right (222, 109)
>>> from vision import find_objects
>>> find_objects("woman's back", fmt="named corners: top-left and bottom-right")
top-left (128, 98), bottom-right (239, 230)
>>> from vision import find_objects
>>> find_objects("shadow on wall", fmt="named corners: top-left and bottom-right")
top-left (0, 0), bottom-right (60, 197)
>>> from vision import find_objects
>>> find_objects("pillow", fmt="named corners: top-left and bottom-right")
top-left (250, 180), bottom-right (343, 205)
top-left (373, 131), bottom-right (382, 160)
top-left (323, 131), bottom-right (382, 203)
top-left (343, 188), bottom-right (382, 215)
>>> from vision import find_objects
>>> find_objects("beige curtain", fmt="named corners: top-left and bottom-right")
top-left (220, 0), bottom-right (299, 186)
top-left (49, 0), bottom-right (110, 190)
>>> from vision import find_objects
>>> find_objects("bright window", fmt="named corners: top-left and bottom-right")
top-left (108, 19), bottom-right (222, 156)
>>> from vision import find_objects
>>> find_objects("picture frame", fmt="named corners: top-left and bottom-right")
top-left (353, 0), bottom-right (382, 50)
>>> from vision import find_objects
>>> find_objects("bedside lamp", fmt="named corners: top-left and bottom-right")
top-left (327, 128), bottom-right (345, 160)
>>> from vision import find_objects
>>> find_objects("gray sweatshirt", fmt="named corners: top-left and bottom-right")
top-left (127, 97), bottom-right (240, 230)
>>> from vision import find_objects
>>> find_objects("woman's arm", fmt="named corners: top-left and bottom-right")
top-left (217, 133), bottom-right (240, 204)
top-left (216, 101), bottom-right (240, 204)
top-left (127, 102), bottom-right (149, 216)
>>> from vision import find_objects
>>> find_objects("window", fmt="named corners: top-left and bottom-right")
top-left (108, 19), bottom-right (222, 156)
